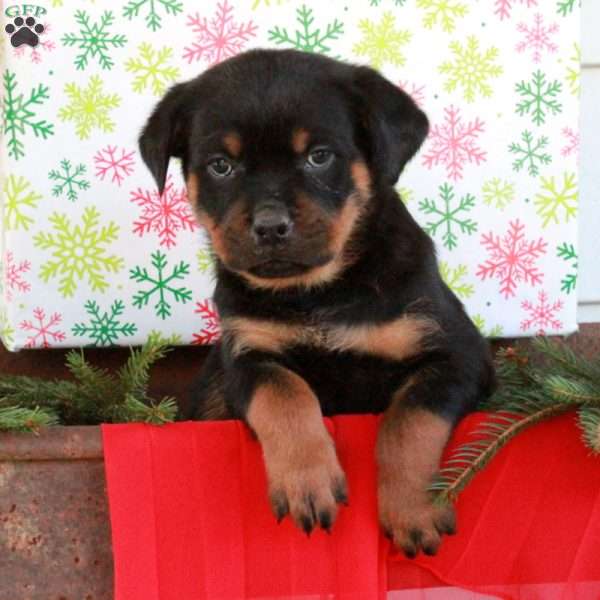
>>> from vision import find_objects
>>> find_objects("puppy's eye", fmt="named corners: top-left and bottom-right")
top-left (207, 157), bottom-right (234, 177)
top-left (306, 148), bottom-right (334, 169)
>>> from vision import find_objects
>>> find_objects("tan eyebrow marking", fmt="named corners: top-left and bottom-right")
top-left (223, 132), bottom-right (242, 158)
top-left (291, 128), bottom-right (311, 154)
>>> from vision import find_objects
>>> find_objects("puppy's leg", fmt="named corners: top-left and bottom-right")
top-left (377, 369), bottom-right (460, 558)
top-left (230, 354), bottom-right (347, 533)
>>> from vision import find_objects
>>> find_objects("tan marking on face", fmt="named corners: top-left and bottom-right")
top-left (223, 313), bottom-right (438, 360)
top-left (223, 132), bottom-right (242, 158)
top-left (186, 173), bottom-right (199, 207)
top-left (291, 128), bottom-right (311, 154)
top-left (194, 371), bottom-right (230, 421)
top-left (247, 364), bottom-right (346, 530)
top-left (350, 160), bottom-right (372, 197)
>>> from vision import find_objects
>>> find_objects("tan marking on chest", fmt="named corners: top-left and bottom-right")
top-left (224, 314), bottom-right (439, 360)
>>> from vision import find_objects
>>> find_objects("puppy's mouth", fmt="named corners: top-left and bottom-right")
top-left (247, 255), bottom-right (332, 279)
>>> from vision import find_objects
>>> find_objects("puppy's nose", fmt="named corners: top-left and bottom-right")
top-left (251, 205), bottom-right (293, 246)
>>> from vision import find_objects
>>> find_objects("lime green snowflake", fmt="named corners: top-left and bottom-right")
top-left (125, 43), bottom-right (181, 96)
top-left (252, 0), bottom-right (287, 8)
top-left (472, 314), bottom-right (503, 338)
top-left (397, 186), bottom-right (414, 205)
top-left (353, 12), bottom-right (411, 69)
top-left (0, 309), bottom-right (15, 350)
top-left (416, 0), bottom-right (468, 33)
top-left (566, 43), bottom-right (580, 96)
top-left (3, 174), bottom-right (41, 231)
top-left (197, 248), bottom-right (214, 275)
top-left (439, 261), bottom-right (474, 299)
top-left (58, 76), bottom-right (121, 140)
top-left (147, 329), bottom-right (182, 346)
top-left (34, 206), bottom-right (124, 298)
top-left (534, 172), bottom-right (578, 228)
top-left (268, 5), bottom-right (343, 54)
top-left (482, 178), bottom-right (515, 210)
top-left (439, 36), bottom-right (503, 103)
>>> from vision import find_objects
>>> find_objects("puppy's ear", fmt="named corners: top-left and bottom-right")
top-left (352, 67), bottom-right (429, 185)
top-left (139, 82), bottom-right (190, 195)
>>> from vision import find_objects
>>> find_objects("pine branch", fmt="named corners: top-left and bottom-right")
top-left (0, 406), bottom-right (59, 432)
top-left (579, 406), bottom-right (600, 453)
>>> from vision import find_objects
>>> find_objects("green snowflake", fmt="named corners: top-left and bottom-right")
top-left (418, 183), bottom-right (477, 250)
top-left (268, 5), bottom-right (343, 54)
top-left (557, 242), bottom-right (578, 294)
top-left (0, 309), bottom-right (15, 350)
top-left (58, 76), bottom-right (121, 140)
top-left (557, 0), bottom-right (580, 16)
top-left (123, 0), bottom-right (183, 32)
top-left (125, 43), bottom-right (181, 96)
top-left (197, 248), bottom-right (214, 275)
top-left (416, 0), bottom-right (468, 33)
top-left (72, 300), bottom-right (137, 346)
top-left (3, 174), bottom-right (41, 231)
top-left (49, 159), bottom-right (90, 202)
top-left (566, 43), bottom-right (580, 96)
top-left (353, 12), bottom-right (411, 69)
top-left (534, 172), bottom-right (578, 228)
top-left (439, 261), bottom-right (474, 299)
top-left (369, 0), bottom-right (407, 5)
top-left (439, 36), bottom-right (502, 103)
top-left (130, 250), bottom-right (193, 320)
top-left (508, 131), bottom-right (552, 177)
top-left (481, 178), bottom-right (515, 210)
top-left (62, 10), bottom-right (127, 70)
top-left (2, 70), bottom-right (54, 160)
top-left (472, 314), bottom-right (503, 339)
top-left (34, 206), bottom-right (124, 298)
top-left (147, 329), bottom-right (182, 346)
top-left (516, 70), bottom-right (562, 126)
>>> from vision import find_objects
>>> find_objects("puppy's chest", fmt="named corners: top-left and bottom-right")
top-left (223, 313), bottom-right (438, 362)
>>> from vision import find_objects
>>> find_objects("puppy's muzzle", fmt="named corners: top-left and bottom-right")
top-left (251, 202), bottom-right (293, 247)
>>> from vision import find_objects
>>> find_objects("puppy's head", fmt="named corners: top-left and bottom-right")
top-left (139, 49), bottom-right (428, 291)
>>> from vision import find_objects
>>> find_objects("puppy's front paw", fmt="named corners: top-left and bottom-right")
top-left (379, 482), bottom-right (456, 558)
top-left (263, 436), bottom-right (348, 534)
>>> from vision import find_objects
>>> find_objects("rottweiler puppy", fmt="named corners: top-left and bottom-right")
top-left (139, 48), bottom-right (495, 558)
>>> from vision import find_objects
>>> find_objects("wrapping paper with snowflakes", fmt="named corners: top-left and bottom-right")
top-left (0, 0), bottom-right (580, 350)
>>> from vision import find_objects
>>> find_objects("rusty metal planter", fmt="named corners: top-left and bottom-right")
top-left (0, 427), bottom-right (113, 600)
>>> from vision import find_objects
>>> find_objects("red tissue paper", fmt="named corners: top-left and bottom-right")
top-left (102, 413), bottom-right (600, 600)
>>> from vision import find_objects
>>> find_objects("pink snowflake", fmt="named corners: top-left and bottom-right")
top-left (422, 105), bottom-right (486, 181)
top-left (13, 22), bottom-right (55, 63)
top-left (561, 127), bottom-right (580, 157)
top-left (192, 299), bottom-right (221, 345)
top-left (398, 81), bottom-right (426, 108)
top-left (183, 0), bottom-right (258, 66)
top-left (516, 13), bottom-right (559, 63)
top-left (131, 175), bottom-right (198, 249)
top-left (520, 290), bottom-right (563, 334)
top-left (494, 0), bottom-right (538, 20)
top-left (477, 220), bottom-right (547, 299)
top-left (19, 308), bottom-right (66, 349)
top-left (3, 251), bottom-right (31, 302)
top-left (94, 146), bottom-right (136, 186)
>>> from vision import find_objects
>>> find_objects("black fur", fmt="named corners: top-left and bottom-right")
top-left (139, 48), bottom-right (495, 428)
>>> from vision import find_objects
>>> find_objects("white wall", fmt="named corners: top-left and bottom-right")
top-left (577, 0), bottom-right (600, 323)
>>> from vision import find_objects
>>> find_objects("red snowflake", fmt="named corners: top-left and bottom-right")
top-left (561, 127), bottom-right (580, 157)
top-left (494, 0), bottom-right (538, 20)
top-left (183, 0), bottom-right (258, 66)
top-left (3, 251), bottom-right (31, 302)
top-left (422, 105), bottom-right (486, 181)
top-left (19, 308), bottom-right (66, 348)
top-left (398, 81), bottom-right (426, 107)
top-left (192, 299), bottom-right (221, 345)
top-left (13, 22), bottom-right (55, 63)
top-left (131, 175), bottom-right (198, 249)
top-left (516, 13), bottom-right (559, 63)
top-left (94, 146), bottom-right (135, 186)
top-left (477, 220), bottom-right (547, 299)
top-left (520, 290), bottom-right (563, 334)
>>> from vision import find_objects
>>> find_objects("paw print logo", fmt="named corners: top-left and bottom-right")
top-left (5, 16), bottom-right (44, 48)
